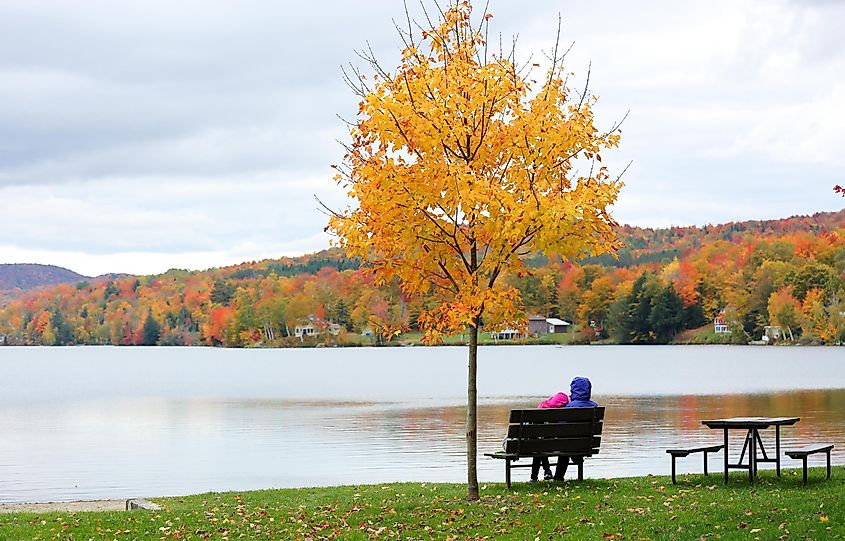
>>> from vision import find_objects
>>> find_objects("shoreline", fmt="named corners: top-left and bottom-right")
top-left (3, 465), bottom-right (843, 513)
top-left (0, 500), bottom-right (127, 513)
top-left (0, 498), bottom-right (160, 514)
top-left (0, 340), bottom-right (838, 349)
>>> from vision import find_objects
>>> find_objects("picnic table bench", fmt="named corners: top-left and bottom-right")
top-left (485, 407), bottom-right (604, 487)
top-left (785, 443), bottom-right (834, 486)
top-left (666, 444), bottom-right (724, 484)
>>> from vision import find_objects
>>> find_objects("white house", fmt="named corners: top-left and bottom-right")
top-left (294, 323), bottom-right (316, 340)
top-left (714, 307), bottom-right (736, 334)
top-left (491, 328), bottom-right (526, 341)
top-left (545, 318), bottom-right (571, 333)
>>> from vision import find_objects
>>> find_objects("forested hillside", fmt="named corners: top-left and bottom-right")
top-left (1, 211), bottom-right (844, 346)
top-left (0, 264), bottom-right (87, 291)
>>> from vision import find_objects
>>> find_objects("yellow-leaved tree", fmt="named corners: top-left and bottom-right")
top-left (327, 0), bottom-right (623, 500)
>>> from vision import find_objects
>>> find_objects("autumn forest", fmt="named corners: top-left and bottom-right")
top-left (1, 209), bottom-right (844, 348)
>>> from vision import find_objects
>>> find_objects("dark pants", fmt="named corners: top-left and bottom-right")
top-left (530, 457), bottom-right (552, 479)
top-left (553, 456), bottom-right (583, 480)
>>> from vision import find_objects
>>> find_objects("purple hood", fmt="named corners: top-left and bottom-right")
top-left (566, 377), bottom-right (598, 408)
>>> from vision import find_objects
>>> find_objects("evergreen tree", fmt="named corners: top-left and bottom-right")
top-left (649, 285), bottom-right (684, 343)
top-left (333, 299), bottom-right (352, 331)
top-left (211, 279), bottom-right (236, 305)
top-left (682, 301), bottom-right (706, 329)
top-left (51, 309), bottom-right (75, 345)
top-left (141, 313), bottom-right (162, 345)
top-left (627, 273), bottom-right (654, 343)
top-left (104, 282), bottom-right (119, 300)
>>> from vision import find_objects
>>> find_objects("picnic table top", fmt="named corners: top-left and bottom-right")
top-left (701, 417), bottom-right (800, 429)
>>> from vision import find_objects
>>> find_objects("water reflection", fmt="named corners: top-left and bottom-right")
top-left (1, 390), bottom-right (844, 503)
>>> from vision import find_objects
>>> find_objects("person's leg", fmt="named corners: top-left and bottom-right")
top-left (541, 457), bottom-right (553, 479)
top-left (530, 457), bottom-right (542, 480)
top-left (553, 457), bottom-right (569, 480)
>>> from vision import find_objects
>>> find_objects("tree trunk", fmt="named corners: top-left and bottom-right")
top-left (466, 315), bottom-right (480, 501)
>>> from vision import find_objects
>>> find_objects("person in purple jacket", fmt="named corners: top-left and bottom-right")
top-left (553, 376), bottom-right (598, 480)
top-left (529, 391), bottom-right (570, 481)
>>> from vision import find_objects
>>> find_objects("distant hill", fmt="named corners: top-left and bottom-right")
top-left (578, 208), bottom-right (845, 268)
top-left (0, 264), bottom-right (88, 291)
top-left (1, 208), bottom-right (843, 346)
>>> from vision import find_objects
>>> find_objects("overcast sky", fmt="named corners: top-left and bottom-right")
top-left (1, 0), bottom-right (843, 276)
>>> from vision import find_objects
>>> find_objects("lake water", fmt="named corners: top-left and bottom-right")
top-left (1, 345), bottom-right (844, 503)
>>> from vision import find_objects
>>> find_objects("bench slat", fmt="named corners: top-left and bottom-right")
top-left (507, 422), bottom-right (600, 439)
top-left (509, 407), bottom-right (605, 424)
top-left (505, 436), bottom-right (601, 455)
top-left (666, 444), bottom-right (724, 457)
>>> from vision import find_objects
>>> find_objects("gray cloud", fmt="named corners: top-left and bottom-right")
top-left (0, 0), bottom-right (843, 275)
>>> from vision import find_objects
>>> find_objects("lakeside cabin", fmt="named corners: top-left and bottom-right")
top-left (493, 316), bottom-right (572, 341)
top-left (491, 328), bottom-right (527, 341)
top-left (294, 323), bottom-right (316, 340)
top-left (762, 325), bottom-right (782, 343)
top-left (529, 315), bottom-right (572, 336)
top-left (545, 318), bottom-right (571, 334)
top-left (295, 320), bottom-right (343, 340)
top-left (713, 307), bottom-right (737, 334)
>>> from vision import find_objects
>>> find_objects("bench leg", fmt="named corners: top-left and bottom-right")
top-left (671, 455), bottom-right (677, 485)
top-left (802, 457), bottom-right (808, 487)
top-left (723, 429), bottom-right (729, 485)
top-left (827, 450), bottom-right (831, 480)
top-left (703, 451), bottom-right (709, 476)
top-left (505, 458), bottom-right (511, 489)
top-left (577, 460), bottom-right (583, 481)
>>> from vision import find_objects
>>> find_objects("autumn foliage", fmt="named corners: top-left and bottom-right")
top-left (2, 211), bottom-right (845, 348)
top-left (328, 2), bottom-right (621, 343)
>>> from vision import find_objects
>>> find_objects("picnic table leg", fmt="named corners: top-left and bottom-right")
top-left (723, 428), bottom-right (729, 485)
top-left (802, 457), bottom-right (808, 486)
top-left (749, 429), bottom-right (756, 484)
top-left (775, 425), bottom-right (781, 477)
top-left (671, 454), bottom-right (677, 485)
top-left (505, 458), bottom-right (511, 489)
top-left (738, 430), bottom-right (750, 466)
top-left (754, 429), bottom-right (768, 465)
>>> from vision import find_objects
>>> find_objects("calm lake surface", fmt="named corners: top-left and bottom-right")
top-left (1, 345), bottom-right (844, 503)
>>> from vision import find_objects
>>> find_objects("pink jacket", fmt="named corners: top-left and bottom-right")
top-left (538, 392), bottom-right (569, 409)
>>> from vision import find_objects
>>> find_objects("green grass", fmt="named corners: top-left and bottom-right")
top-left (2, 468), bottom-right (843, 540)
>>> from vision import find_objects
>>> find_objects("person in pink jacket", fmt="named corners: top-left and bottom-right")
top-left (529, 391), bottom-right (570, 481)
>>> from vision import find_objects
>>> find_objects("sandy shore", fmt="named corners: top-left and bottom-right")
top-left (0, 499), bottom-right (159, 513)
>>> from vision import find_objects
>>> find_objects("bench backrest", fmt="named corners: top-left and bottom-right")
top-left (503, 407), bottom-right (605, 457)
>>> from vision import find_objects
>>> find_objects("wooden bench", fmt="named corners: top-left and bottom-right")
top-left (785, 444), bottom-right (834, 486)
top-left (485, 407), bottom-right (604, 487)
top-left (666, 444), bottom-right (724, 484)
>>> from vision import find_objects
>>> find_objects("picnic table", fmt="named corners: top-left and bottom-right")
top-left (702, 416), bottom-right (799, 484)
